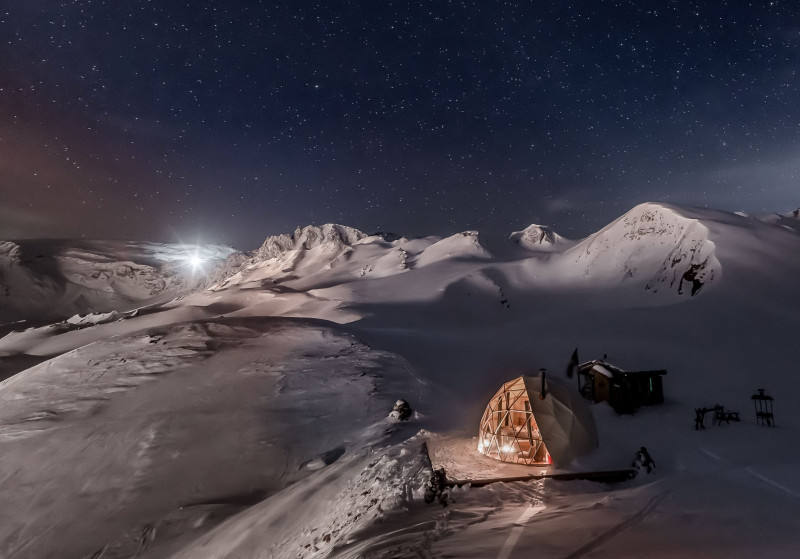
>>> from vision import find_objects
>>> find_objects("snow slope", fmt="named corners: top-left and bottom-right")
top-left (0, 240), bottom-right (233, 325)
top-left (754, 207), bottom-right (800, 234)
top-left (2, 202), bottom-right (800, 558)
top-left (197, 204), bottom-right (731, 320)
top-left (566, 202), bottom-right (720, 296)
top-left (0, 317), bottom-right (426, 559)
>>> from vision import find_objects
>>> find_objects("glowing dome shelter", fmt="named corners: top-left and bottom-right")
top-left (477, 373), bottom-right (598, 467)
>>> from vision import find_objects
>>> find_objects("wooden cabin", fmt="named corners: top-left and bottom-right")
top-left (577, 360), bottom-right (666, 413)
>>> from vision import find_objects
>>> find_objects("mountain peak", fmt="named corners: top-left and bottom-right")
top-left (509, 224), bottom-right (565, 251)
top-left (570, 202), bottom-right (720, 296)
top-left (255, 224), bottom-right (368, 260)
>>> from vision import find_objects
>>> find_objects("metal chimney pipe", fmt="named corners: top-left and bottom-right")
top-left (539, 368), bottom-right (547, 399)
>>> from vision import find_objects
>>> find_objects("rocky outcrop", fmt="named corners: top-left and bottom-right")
top-left (255, 224), bottom-right (368, 260)
top-left (509, 224), bottom-right (566, 251)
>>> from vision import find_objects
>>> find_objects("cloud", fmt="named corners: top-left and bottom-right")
top-left (0, 205), bottom-right (71, 239)
top-left (707, 152), bottom-right (800, 211)
top-left (543, 196), bottom-right (575, 213)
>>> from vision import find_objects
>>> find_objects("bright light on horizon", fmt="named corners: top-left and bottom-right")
top-left (189, 255), bottom-right (204, 270)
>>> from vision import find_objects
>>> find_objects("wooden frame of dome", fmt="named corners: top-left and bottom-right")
top-left (477, 377), bottom-right (551, 465)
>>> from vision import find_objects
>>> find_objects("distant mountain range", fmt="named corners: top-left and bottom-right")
top-left (0, 240), bottom-right (233, 324)
top-left (1, 202), bottom-right (798, 327)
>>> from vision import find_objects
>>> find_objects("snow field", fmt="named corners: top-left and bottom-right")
top-left (2, 202), bottom-right (800, 557)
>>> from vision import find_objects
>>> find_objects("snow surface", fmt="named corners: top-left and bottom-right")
top-left (2, 202), bottom-right (800, 558)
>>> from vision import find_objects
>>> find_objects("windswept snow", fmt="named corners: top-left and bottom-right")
top-left (0, 317), bottom-right (426, 559)
top-left (412, 231), bottom-right (490, 268)
top-left (752, 208), bottom-right (800, 234)
top-left (2, 202), bottom-right (800, 558)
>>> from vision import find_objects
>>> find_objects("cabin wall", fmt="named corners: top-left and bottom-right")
top-left (609, 374), bottom-right (665, 412)
top-left (593, 374), bottom-right (610, 403)
top-left (578, 364), bottom-right (666, 412)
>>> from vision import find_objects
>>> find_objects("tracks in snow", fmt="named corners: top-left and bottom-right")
top-left (560, 488), bottom-right (671, 559)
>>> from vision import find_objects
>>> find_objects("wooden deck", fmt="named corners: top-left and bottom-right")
top-left (446, 469), bottom-right (636, 487)
top-left (426, 432), bottom-right (635, 488)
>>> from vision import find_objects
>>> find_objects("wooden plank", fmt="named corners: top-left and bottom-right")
top-left (446, 469), bottom-right (636, 488)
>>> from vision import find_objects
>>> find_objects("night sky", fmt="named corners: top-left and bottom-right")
top-left (2, 1), bottom-right (799, 249)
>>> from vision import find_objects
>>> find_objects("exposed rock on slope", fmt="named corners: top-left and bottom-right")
top-left (509, 224), bottom-right (567, 251)
top-left (568, 203), bottom-right (720, 296)
top-left (206, 224), bottom-right (382, 290)
top-left (0, 242), bottom-right (22, 264)
top-left (255, 224), bottom-right (368, 260)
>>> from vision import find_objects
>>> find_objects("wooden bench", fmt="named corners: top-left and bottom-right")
top-left (712, 406), bottom-right (740, 425)
top-left (723, 411), bottom-right (740, 423)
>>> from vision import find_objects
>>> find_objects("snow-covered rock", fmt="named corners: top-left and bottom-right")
top-left (255, 224), bottom-right (369, 260)
top-left (509, 224), bottom-right (567, 251)
top-left (567, 202), bottom-right (720, 296)
top-left (0, 242), bottom-right (23, 264)
top-left (207, 224), bottom-right (381, 290)
top-left (65, 310), bottom-right (122, 327)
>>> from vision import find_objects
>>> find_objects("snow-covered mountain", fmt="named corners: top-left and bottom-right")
top-left (509, 223), bottom-right (569, 251)
top-left (187, 202), bottom-right (792, 322)
top-left (205, 224), bottom-right (401, 291)
top-left (566, 202), bottom-right (720, 296)
top-left (0, 240), bottom-right (234, 324)
top-left (2, 202), bottom-right (800, 558)
top-left (255, 223), bottom-right (368, 260)
top-left (754, 207), bottom-right (800, 234)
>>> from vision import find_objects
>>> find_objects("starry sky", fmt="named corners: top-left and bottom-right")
top-left (2, 1), bottom-right (799, 248)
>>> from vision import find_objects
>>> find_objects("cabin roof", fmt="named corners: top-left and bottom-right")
top-left (578, 360), bottom-right (625, 375)
top-left (591, 364), bottom-right (614, 378)
top-left (577, 360), bottom-right (666, 377)
top-left (618, 369), bottom-right (667, 376)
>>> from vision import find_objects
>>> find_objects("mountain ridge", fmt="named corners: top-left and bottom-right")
top-left (3, 202), bottom-right (799, 326)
